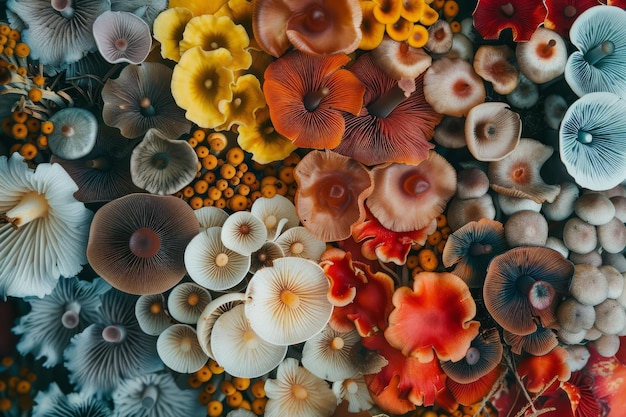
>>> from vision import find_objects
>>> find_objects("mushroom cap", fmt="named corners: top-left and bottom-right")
top-left (440, 328), bottom-right (503, 384)
top-left (563, 344), bottom-right (591, 372)
top-left (134, 293), bottom-right (170, 336)
top-left (195, 206), bottom-right (229, 231)
top-left (294, 150), bottom-right (373, 242)
top-left (110, 0), bottom-right (167, 26)
top-left (425, 19), bottom-right (453, 55)
top-left (221, 211), bottom-right (267, 256)
top-left (599, 265), bottom-right (624, 299)
top-left (516, 346), bottom-right (571, 393)
top-left (448, 32), bottom-right (474, 61)
top-left (565, 5), bottom-right (626, 98)
top-left (464, 102), bottom-right (522, 161)
top-left (515, 26), bottom-right (567, 84)
top-left (473, 44), bottom-right (519, 95)
top-left (433, 115), bottom-right (467, 149)
top-left (32, 382), bottom-right (112, 417)
top-left (574, 192), bottom-right (616, 225)
top-left (497, 194), bottom-right (542, 216)
top-left (157, 323), bottom-right (208, 373)
top-left (93, 10), bottom-right (152, 64)
top-left (152, 6), bottom-right (194, 61)
top-left (184, 227), bottom-right (251, 291)
top-left (196, 292), bottom-right (247, 359)
top-left (506, 72), bottom-right (539, 109)
top-left (275, 226), bottom-right (326, 261)
top-left (543, 94), bottom-right (568, 130)
top-left (597, 216), bottom-right (626, 253)
top-left (87, 193), bottom-right (200, 295)
top-left (446, 194), bottom-right (497, 231)
top-left (130, 128), bottom-right (198, 195)
top-left (167, 282), bottom-right (211, 324)
top-left (594, 298), bottom-right (626, 335)
top-left (471, 0), bottom-right (548, 42)
top-left (543, 0), bottom-right (599, 38)
top-left (211, 303), bottom-right (287, 378)
top-left (503, 326), bottom-right (559, 356)
top-left (301, 325), bottom-right (361, 382)
top-left (245, 257), bottom-right (333, 346)
top-left (371, 37), bottom-right (432, 80)
top-left (0, 153), bottom-right (93, 298)
top-left (456, 168), bottom-right (490, 200)
top-left (569, 264), bottom-right (609, 306)
top-left (366, 151), bottom-right (457, 232)
top-left (48, 108), bottom-right (98, 160)
top-left (557, 297), bottom-right (596, 333)
top-left (250, 194), bottom-right (299, 241)
top-left (504, 209), bottom-right (549, 247)
top-left (562, 217), bottom-right (598, 255)
top-left (593, 333), bottom-right (621, 357)
top-left (611, 195), bottom-right (626, 222)
top-left (541, 181), bottom-right (580, 221)
top-left (249, 241), bottom-right (284, 273)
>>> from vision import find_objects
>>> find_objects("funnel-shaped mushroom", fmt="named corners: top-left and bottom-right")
top-left (135, 293), bottom-right (170, 336)
top-left (93, 11), bottom-right (152, 64)
top-left (87, 194), bottom-right (200, 295)
top-left (152, 6), bottom-right (194, 62)
top-left (465, 102), bottom-right (521, 161)
top-left (48, 108), bottom-right (98, 160)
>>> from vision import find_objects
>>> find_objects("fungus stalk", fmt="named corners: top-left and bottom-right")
top-left (465, 346), bottom-right (480, 366)
top-left (469, 242), bottom-right (493, 257)
top-left (102, 325), bottom-right (127, 343)
top-left (367, 84), bottom-right (407, 118)
top-left (500, 2), bottom-right (515, 17)
top-left (140, 97), bottom-right (156, 117)
top-left (280, 289), bottom-right (301, 309)
top-left (151, 152), bottom-right (169, 170)
top-left (584, 41), bottom-right (615, 65)
top-left (86, 157), bottom-right (112, 171)
top-left (51, 0), bottom-right (75, 19)
top-left (540, 39), bottom-right (557, 57)
top-left (303, 87), bottom-right (330, 112)
top-left (61, 301), bottom-right (82, 329)
top-left (129, 227), bottom-right (161, 258)
top-left (1, 191), bottom-right (49, 229)
top-left (577, 130), bottom-right (593, 144)
top-left (141, 385), bottom-right (159, 410)
top-left (516, 275), bottom-right (556, 311)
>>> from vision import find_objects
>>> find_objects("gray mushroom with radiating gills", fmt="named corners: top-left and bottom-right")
top-left (32, 382), bottom-right (112, 417)
top-left (48, 107), bottom-right (98, 160)
top-left (250, 241), bottom-right (284, 273)
top-left (110, 0), bottom-right (167, 27)
top-left (102, 62), bottom-right (191, 139)
top-left (185, 227), bottom-right (251, 291)
top-left (196, 292), bottom-right (247, 359)
top-left (64, 290), bottom-right (163, 397)
top-left (516, 27), bottom-right (567, 84)
top-left (565, 5), bottom-right (626, 98)
top-left (221, 211), bottom-right (267, 256)
top-left (6, 0), bottom-right (110, 68)
top-left (559, 92), bottom-right (626, 191)
top-left (112, 372), bottom-right (204, 417)
top-left (135, 293), bottom-right (171, 336)
top-left (464, 102), bottom-right (521, 162)
top-left (503, 326), bottom-right (558, 357)
top-left (0, 153), bottom-right (93, 298)
top-left (245, 257), bottom-right (333, 346)
top-left (210, 303), bottom-right (287, 378)
top-left (441, 328), bottom-right (503, 384)
top-left (301, 325), bottom-right (361, 382)
top-left (167, 282), bottom-right (211, 325)
top-left (250, 195), bottom-right (299, 241)
top-left (130, 128), bottom-right (198, 195)
top-left (275, 226), bottom-right (326, 261)
top-left (156, 323), bottom-right (208, 374)
top-left (93, 11), bottom-right (152, 65)
top-left (543, 94), bottom-right (569, 130)
top-left (12, 277), bottom-right (110, 367)
top-left (195, 206), bottom-right (229, 231)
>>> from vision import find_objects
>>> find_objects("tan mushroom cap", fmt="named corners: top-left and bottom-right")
top-left (425, 20), bottom-right (453, 55)
top-left (574, 192), bottom-right (616, 226)
top-left (156, 324), bottom-right (208, 374)
top-left (456, 168), bottom-right (490, 200)
top-left (569, 264), bottom-right (608, 306)
top-left (593, 334), bottom-right (621, 357)
top-left (562, 217), bottom-right (598, 255)
top-left (599, 265), bottom-right (624, 299)
top-left (542, 181), bottom-right (580, 221)
top-left (275, 226), bottom-right (326, 261)
top-left (464, 102), bottom-right (521, 162)
top-left (557, 297), bottom-right (595, 333)
top-left (433, 115), bottom-right (467, 149)
top-left (594, 299), bottom-right (626, 335)
top-left (516, 27), bottom-right (567, 85)
top-left (447, 194), bottom-right (496, 231)
top-left (473, 44), bottom-right (519, 95)
top-left (597, 217), bottom-right (626, 254)
top-left (503, 210), bottom-right (548, 247)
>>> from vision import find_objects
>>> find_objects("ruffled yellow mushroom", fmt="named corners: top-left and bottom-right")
top-left (152, 7), bottom-right (194, 62)
top-left (359, 1), bottom-right (386, 50)
top-left (237, 107), bottom-right (297, 164)
top-left (171, 46), bottom-right (235, 129)
top-left (168, 0), bottom-right (227, 16)
top-left (217, 74), bottom-right (266, 131)
top-left (215, 0), bottom-right (257, 50)
top-left (179, 14), bottom-right (251, 71)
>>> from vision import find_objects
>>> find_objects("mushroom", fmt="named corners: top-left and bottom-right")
top-left (385, 271), bottom-right (480, 363)
top-left (92, 11), bottom-right (152, 64)
top-left (86, 193), bottom-right (200, 295)
top-left (130, 128), bottom-right (198, 195)
top-left (598, 216), bottom-right (626, 253)
top-left (565, 5), bottom-right (626, 98)
top-left (134, 293), bottom-right (171, 336)
top-left (483, 247), bottom-right (574, 335)
top-left (592, 333), bottom-right (621, 357)
top-left (600, 265), bottom-right (624, 299)
top-left (423, 57), bottom-right (486, 117)
top-left (250, 194), bottom-right (299, 241)
top-left (464, 102), bottom-right (522, 161)
top-left (563, 344), bottom-right (591, 372)
top-left (167, 282), bottom-right (211, 325)
top-left (440, 328), bottom-right (503, 384)
top-left (152, 7), bottom-right (194, 61)
top-left (250, 241), bottom-right (284, 274)
top-left (109, 0), bottom-right (167, 26)
top-left (294, 150), bottom-right (372, 242)
top-left (515, 27), bottom-right (567, 84)
top-left (594, 299), bottom-right (626, 335)
top-left (506, 73), bottom-right (539, 109)
top-left (562, 217), bottom-right (598, 255)
top-left (497, 194), bottom-right (542, 215)
top-left (264, 358), bottom-right (337, 417)
top-left (32, 382), bottom-right (112, 417)
top-left (559, 92), bottom-right (626, 191)
top-left (244, 257), bottom-right (333, 346)
top-left (210, 303), bottom-right (287, 378)
top-left (447, 33), bottom-right (474, 62)
top-left (472, 45), bottom-right (519, 95)
top-left (47, 107), bottom-right (98, 160)
top-left (456, 168), bottom-right (490, 200)
top-left (366, 151), bottom-right (457, 232)
top-left (0, 153), bottom-right (93, 298)
top-left (195, 206), bottom-right (229, 231)
top-left (471, 0), bottom-right (548, 42)
top-left (569, 264), bottom-right (608, 306)
top-left (446, 194), bottom-right (497, 231)
top-left (574, 192), bottom-right (616, 225)
top-left (569, 249), bottom-right (603, 267)
top-left (12, 277), bottom-right (109, 367)
top-left (102, 62), bottom-right (191, 139)
top-left (221, 211), bottom-right (267, 256)
top-left (543, 0), bottom-right (599, 38)
top-left (263, 50), bottom-right (364, 149)
top-left (433, 115), bottom-right (467, 149)
top-left (196, 292), bottom-right (247, 359)
top-left (112, 372), bottom-right (203, 417)
top-left (275, 226), bottom-right (326, 261)
top-left (541, 181), bottom-right (579, 221)
top-left (156, 323), bottom-right (208, 374)
top-left (237, 106), bottom-right (298, 165)
top-left (358, 0), bottom-right (386, 51)
top-left (425, 20), bottom-right (453, 55)
top-left (543, 94), bottom-right (569, 130)
top-left (503, 209), bottom-right (549, 247)
top-left (371, 37), bottom-right (432, 86)
top-left (488, 138), bottom-right (561, 204)
top-left (503, 326), bottom-right (559, 356)
top-left (516, 346), bottom-right (571, 393)
top-left (64, 290), bottom-right (163, 396)
top-left (332, 375), bottom-right (374, 413)
top-left (445, 365), bottom-right (505, 407)
top-left (184, 227), bottom-right (251, 291)
top-left (302, 325), bottom-right (361, 382)
top-left (217, 74), bottom-right (267, 131)
top-left (557, 297), bottom-right (596, 333)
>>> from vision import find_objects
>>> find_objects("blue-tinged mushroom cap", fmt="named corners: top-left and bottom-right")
top-left (33, 382), bottom-right (112, 417)
top-left (110, 0), bottom-right (167, 27)
top-left (48, 108), bottom-right (99, 160)
top-left (93, 11), bottom-right (152, 65)
top-left (565, 5), bottom-right (626, 98)
top-left (559, 92), bottom-right (626, 190)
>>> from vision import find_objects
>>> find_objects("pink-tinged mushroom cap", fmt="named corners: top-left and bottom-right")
top-left (384, 271), bottom-right (480, 363)
top-left (464, 102), bottom-right (522, 162)
top-left (473, 45), bottom-right (519, 95)
top-left (93, 11), bottom-right (152, 65)
top-left (472, 0), bottom-right (548, 42)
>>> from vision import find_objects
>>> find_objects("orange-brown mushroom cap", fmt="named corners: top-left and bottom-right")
top-left (384, 271), bottom-right (481, 363)
top-left (516, 345), bottom-right (571, 393)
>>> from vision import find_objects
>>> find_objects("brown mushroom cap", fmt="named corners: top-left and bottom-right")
top-left (574, 192), bottom-right (616, 226)
top-left (447, 194), bottom-right (496, 231)
top-left (504, 210), bottom-right (548, 247)
top-left (464, 102), bottom-right (521, 162)
top-left (456, 168), bottom-right (490, 200)
top-left (562, 217), bottom-right (598, 255)
top-left (597, 217), bottom-right (626, 254)
top-left (473, 44), bottom-right (519, 94)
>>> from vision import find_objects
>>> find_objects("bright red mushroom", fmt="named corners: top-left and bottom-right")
top-left (544, 0), bottom-right (600, 38)
top-left (472, 0), bottom-right (547, 42)
top-left (516, 345), bottom-right (571, 393)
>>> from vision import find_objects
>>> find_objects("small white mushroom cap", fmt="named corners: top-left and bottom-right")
top-left (585, 326), bottom-right (603, 341)
top-left (167, 282), bottom-right (211, 324)
top-left (593, 334), bottom-right (621, 358)
top-left (250, 195), bottom-right (299, 241)
top-left (594, 298), bottom-right (626, 335)
top-left (599, 265), bottom-right (624, 300)
top-left (570, 264), bottom-right (608, 306)
top-left (464, 102), bottom-right (521, 161)
top-left (569, 250), bottom-right (602, 267)
top-left (135, 294), bottom-right (170, 336)
top-left (557, 297), bottom-right (595, 333)
top-left (602, 252), bottom-right (626, 273)
top-left (195, 206), bottom-right (229, 230)
top-left (456, 168), bottom-right (489, 200)
top-left (473, 45), bottom-right (519, 95)
top-left (156, 324), bottom-right (208, 374)
top-left (610, 196), bottom-right (626, 222)
top-left (563, 344), bottom-right (590, 372)
top-left (498, 194), bottom-right (541, 216)
top-left (196, 292), bottom-right (246, 359)
top-left (542, 182), bottom-right (580, 221)
top-left (221, 211), bottom-right (267, 255)
top-left (597, 217), bottom-right (626, 253)
top-left (557, 327), bottom-right (586, 345)
top-left (574, 192), bottom-right (616, 226)
top-left (545, 237), bottom-right (569, 259)
top-left (506, 73), bottom-right (539, 109)
top-left (504, 210), bottom-right (548, 247)
top-left (447, 33), bottom-right (474, 61)
top-left (447, 194), bottom-right (496, 231)
top-left (332, 376), bottom-right (374, 413)
top-left (275, 226), bottom-right (326, 261)
top-left (562, 217), bottom-right (597, 254)
top-left (515, 27), bottom-right (567, 84)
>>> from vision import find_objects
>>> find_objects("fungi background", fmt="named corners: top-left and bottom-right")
top-left (2, 1), bottom-right (626, 417)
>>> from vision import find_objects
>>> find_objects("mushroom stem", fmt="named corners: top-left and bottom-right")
top-left (367, 84), bottom-right (407, 118)
top-left (541, 39), bottom-right (557, 56)
top-left (86, 157), bottom-right (112, 171)
top-left (303, 87), bottom-right (330, 112)
top-left (465, 346), bottom-right (480, 365)
top-left (2, 191), bottom-right (49, 229)
top-left (140, 97), bottom-right (156, 116)
top-left (61, 302), bottom-right (82, 329)
top-left (51, 0), bottom-right (75, 19)
top-left (468, 242), bottom-right (493, 257)
top-left (102, 324), bottom-right (127, 343)
top-left (500, 2), bottom-right (515, 17)
top-left (141, 385), bottom-right (159, 410)
top-left (577, 130), bottom-right (593, 144)
top-left (151, 152), bottom-right (170, 170)
top-left (584, 41), bottom-right (615, 65)
top-left (517, 275), bottom-right (556, 310)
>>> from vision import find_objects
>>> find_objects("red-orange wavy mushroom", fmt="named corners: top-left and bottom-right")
top-left (544, 0), bottom-right (600, 38)
top-left (516, 345), bottom-right (571, 393)
top-left (472, 0), bottom-right (547, 42)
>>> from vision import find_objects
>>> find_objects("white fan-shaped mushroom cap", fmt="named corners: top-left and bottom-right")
top-left (211, 304), bottom-right (287, 378)
top-left (185, 227), bottom-right (251, 291)
top-left (167, 282), bottom-right (211, 324)
top-left (135, 293), bottom-right (171, 336)
top-left (302, 326), bottom-right (361, 382)
top-left (195, 206), bottom-right (229, 230)
top-left (221, 211), bottom-right (267, 255)
top-left (48, 107), bottom-right (98, 160)
top-left (245, 257), bottom-right (333, 346)
top-left (93, 10), bottom-right (152, 64)
top-left (275, 226), bottom-right (326, 261)
top-left (157, 324), bottom-right (208, 373)
top-left (332, 375), bottom-right (374, 413)
top-left (250, 195), bottom-right (299, 241)
top-left (196, 292), bottom-right (246, 359)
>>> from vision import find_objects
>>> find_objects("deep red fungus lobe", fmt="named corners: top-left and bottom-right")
top-left (129, 228), bottom-right (161, 258)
